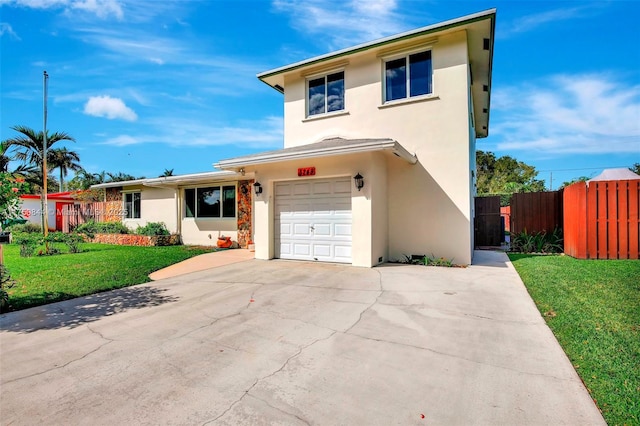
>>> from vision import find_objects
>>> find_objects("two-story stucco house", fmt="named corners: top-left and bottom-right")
top-left (215, 9), bottom-right (496, 267)
top-left (93, 9), bottom-right (495, 267)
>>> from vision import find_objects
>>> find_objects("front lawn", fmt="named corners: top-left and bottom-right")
top-left (509, 254), bottom-right (640, 425)
top-left (1, 243), bottom-right (214, 312)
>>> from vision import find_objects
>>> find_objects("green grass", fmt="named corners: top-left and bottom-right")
top-left (509, 254), bottom-right (640, 425)
top-left (2, 243), bottom-right (214, 312)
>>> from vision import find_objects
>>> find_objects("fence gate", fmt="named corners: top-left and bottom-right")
top-left (474, 196), bottom-right (502, 247)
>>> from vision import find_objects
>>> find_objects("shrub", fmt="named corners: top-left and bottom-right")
top-left (43, 232), bottom-right (84, 254)
top-left (400, 253), bottom-right (458, 267)
top-left (510, 228), bottom-right (563, 254)
top-left (7, 223), bottom-right (41, 233)
top-left (0, 264), bottom-right (15, 313)
top-left (76, 221), bottom-right (129, 238)
top-left (136, 222), bottom-right (170, 236)
top-left (12, 232), bottom-right (41, 257)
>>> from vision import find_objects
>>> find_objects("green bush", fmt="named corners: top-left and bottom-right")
top-left (0, 264), bottom-right (15, 313)
top-left (43, 232), bottom-right (84, 254)
top-left (76, 221), bottom-right (130, 237)
top-left (510, 228), bottom-right (563, 253)
top-left (12, 232), bottom-right (41, 257)
top-left (136, 222), bottom-right (170, 236)
top-left (7, 223), bottom-right (41, 233)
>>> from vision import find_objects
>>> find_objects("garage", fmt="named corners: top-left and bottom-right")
top-left (275, 177), bottom-right (352, 263)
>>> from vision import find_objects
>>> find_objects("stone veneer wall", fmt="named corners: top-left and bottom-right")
top-left (103, 187), bottom-right (124, 222)
top-left (236, 180), bottom-right (253, 248)
top-left (89, 234), bottom-right (180, 246)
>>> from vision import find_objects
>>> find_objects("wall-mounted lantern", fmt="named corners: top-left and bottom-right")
top-left (353, 173), bottom-right (364, 191)
top-left (254, 182), bottom-right (263, 195)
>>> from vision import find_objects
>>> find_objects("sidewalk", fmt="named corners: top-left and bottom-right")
top-left (148, 248), bottom-right (254, 280)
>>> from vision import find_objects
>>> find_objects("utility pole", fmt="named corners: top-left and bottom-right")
top-left (549, 171), bottom-right (553, 191)
top-left (42, 71), bottom-right (49, 241)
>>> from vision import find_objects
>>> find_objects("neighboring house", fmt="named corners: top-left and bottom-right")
top-left (94, 9), bottom-right (495, 267)
top-left (20, 192), bottom-right (78, 231)
top-left (92, 171), bottom-right (254, 247)
top-left (215, 9), bottom-right (496, 266)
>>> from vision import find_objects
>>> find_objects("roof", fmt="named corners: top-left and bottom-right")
top-left (588, 168), bottom-right (640, 182)
top-left (257, 9), bottom-right (496, 138)
top-left (91, 170), bottom-right (246, 189)
top-left (20, 191), bottom-right (76, 201)
top-left (215, 137), bottom-right (417, 170)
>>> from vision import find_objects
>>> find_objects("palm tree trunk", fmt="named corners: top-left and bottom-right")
top-left (59, 169), bottom-right (63, 192)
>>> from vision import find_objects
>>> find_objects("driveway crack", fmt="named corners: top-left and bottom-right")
top-left (3, 325), bottom-right (113, 385)
top-left (246, 393), bottom-right (310, 425)
top-left (203, 331), bottom-right (337, 424)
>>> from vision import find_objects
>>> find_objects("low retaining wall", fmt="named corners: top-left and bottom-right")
top-left (88, 234), bottom-right (181, 247)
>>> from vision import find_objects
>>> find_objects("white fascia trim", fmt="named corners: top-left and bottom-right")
top-left (257, 9), bottom-right (496, 80)
top-left (215, 141), bottom-right (417, 170)
top-left (91, 171), bottom-right (248, 190)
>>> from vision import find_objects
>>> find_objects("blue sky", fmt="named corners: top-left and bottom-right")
top-left (1, 0), bottom-right (639, 189)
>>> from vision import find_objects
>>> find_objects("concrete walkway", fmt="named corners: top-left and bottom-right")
top-left (0, 251), bottom-right (605, 425)
top-left (149, 248), bottom-right (254, 280)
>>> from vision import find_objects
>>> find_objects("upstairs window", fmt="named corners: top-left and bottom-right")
top-left (124, 192), bottom-right (141, 219)
top-left (307, 71), bottom-right (345, 116)
top-left (384, 50), bottom-right (432, 102)
top-left (184, 185), bottom-right (236, 219)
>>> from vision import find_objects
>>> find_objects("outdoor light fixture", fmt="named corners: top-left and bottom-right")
top-left (353, 173), bottom-right (364, 191)
top-left (254, 182), bottom-right (263, 195)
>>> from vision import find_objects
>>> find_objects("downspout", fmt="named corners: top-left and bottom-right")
top-left (176, 187), bottom-right (181, 238)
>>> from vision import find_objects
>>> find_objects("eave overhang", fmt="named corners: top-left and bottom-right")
top-left (257, 8), bottom-right (496, 138)
top-left (90, 171), bottom-right (247, 190)
top-left (214, 137), bottom-right (417, 171)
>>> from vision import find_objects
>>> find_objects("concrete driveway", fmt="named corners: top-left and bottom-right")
top-left (0, 251), bottom-right (604, 425)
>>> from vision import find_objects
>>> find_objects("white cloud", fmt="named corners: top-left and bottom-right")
top-left (0, 22), bottom-right (20, 39)
top-left (1, 0), bottom-right (122, 19)
top-left (498, 5), bottom-right (603, 39)
top-left (272, 0), bottom-right (408, 49)
top-left (99, 116), bottom-right (284, 149)
top-left (84, 95), bottom-right (137, 121)
top-left (492, 74), bottom-right (640, 155)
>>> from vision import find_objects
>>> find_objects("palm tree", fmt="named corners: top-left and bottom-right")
top-left (48, 147), bottom-right (82, 192)
top-left (2, 125), bottom-right (75, 190)
top-left (160, 168), bottom-right (174, 177)
top-left (0, 141), bottom-right (11, 172)
top-left (107, 172), bottom-right (138, 182)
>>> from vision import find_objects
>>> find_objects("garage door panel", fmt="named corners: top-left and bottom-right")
top-left (334, 245), bottom-right (352, 260)
top-left (312, 223), bottom-right (331, 237)
top-left (293, 183), bottom-right (312, 196)
top-left (311, 181), bottom-right (331, 195)
top-left (275, 178), bottom-right (352, 263)
top-left (313, 244), bottom-right (331, 257)
top-left (335, 223), bottom-right (352, 237)
top-left (334, 180), bottom-right (351, 194)
top-left (293, 223), bottom-right (311, 236)
top-left (293, 243), bottom-right (311, 256)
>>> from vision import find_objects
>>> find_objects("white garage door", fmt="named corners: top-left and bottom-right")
top-left (275, 178), bottom-right (352, 263)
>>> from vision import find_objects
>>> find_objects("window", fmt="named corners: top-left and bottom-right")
top-left (307, 71), bottom-right (344, 116)
top-left (384, 50), bottom-right (432, 102)
top-left (124, 192), bottom-right (141, 219)
top-left (184, 185), bottom-right (236, 218)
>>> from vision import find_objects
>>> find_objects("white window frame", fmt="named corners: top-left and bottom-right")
top-left (305, 68), bottom-right (346, 117)
top-left (123, 191), bottom-right (141, 219)
top-left (382, 47), bottom-right (434, 104)
top-left (183, 183), bottom-right (237, 220)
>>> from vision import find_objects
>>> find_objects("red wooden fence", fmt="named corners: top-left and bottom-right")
top-left (510, 190), bottom-right (563, 235)
top-left (564, 180), bottom-right (639, 259)
top-left (62, 201), bottom-right (122, 233)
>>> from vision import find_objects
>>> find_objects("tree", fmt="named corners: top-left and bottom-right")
top-left (2, 125), bottom-right (75, 192)
top-left (0, 172), bottom-right (30, 230)
top-left (630, 163), bottom-right (640, 175)
top-left (559, 176), bottom-right (590, 189)
top-left (48, 147), bottom-right (82, 192)
top-left (0, 141), bottom-right (11, 173)
top-left (476, 150), bottom-right (546, 195)
top-left (160, 168), bottom-right (174, 177)
top-left (107, 172), bottom-right (141, 182)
